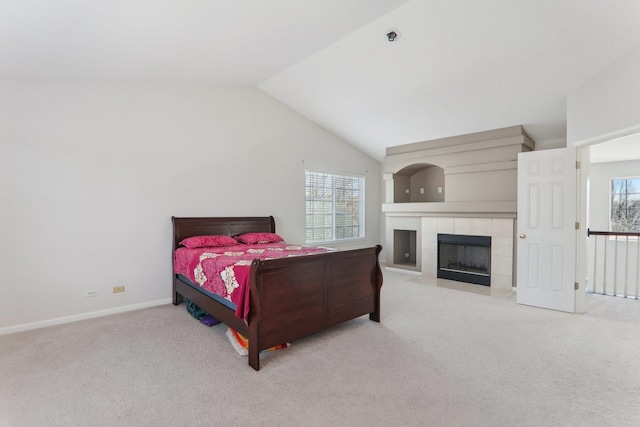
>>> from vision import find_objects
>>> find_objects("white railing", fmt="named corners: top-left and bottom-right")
top-left (587, 229), bottom-right (640, 299)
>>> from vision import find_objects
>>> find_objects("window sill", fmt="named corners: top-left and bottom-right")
top-left (307, 237), bottom-right (367, 247)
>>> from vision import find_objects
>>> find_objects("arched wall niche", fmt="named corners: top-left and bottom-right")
top-left (394, 163), bottom-right (445, 203)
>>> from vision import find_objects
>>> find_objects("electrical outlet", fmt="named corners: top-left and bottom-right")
top-left (85, 289), bottom-right (98, 297)
top-left (113, 285), bottom-right (125, 293)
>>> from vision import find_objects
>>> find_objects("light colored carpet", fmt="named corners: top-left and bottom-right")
top-left (2, 268), bottom-right (640, 427)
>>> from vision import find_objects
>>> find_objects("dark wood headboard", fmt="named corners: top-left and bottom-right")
top-left (171, 216), bottom-right (276, 251)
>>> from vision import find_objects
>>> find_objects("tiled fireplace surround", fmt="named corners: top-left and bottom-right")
top-left (387, 215), bottom-right (515, 290)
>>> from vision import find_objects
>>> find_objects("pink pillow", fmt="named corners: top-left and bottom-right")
top-left (235, 232), bottom-right (284, 244)
top-left (179, 235), bottom-right (238, 249)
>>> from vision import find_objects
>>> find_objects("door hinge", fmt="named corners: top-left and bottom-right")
top-left (575, 282), bottom-right (579, 290)
top-left (575, 222), bottom-right (580, 230)
top-left (576, 161), bottom-right (581, 169)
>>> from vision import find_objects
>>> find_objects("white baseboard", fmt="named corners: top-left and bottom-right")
top-left (0, 298), bottom-right (173, 336)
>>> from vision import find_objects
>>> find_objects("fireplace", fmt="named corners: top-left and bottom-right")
top-left (384, 215), bottom-right (514, 289)
top-left (437, 234), bottom-right (491, 286)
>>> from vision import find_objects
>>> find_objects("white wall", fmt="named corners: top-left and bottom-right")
top-left (567, 42), bottom-right (640, 145)
top-left (0, 80), bottom-right (380, 331)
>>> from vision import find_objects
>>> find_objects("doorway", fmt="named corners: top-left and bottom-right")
top-left (581, 133), bottom-right (640, 302)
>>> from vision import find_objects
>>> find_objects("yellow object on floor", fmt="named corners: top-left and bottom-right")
top-left (226, 328), bottom-right (290, 356)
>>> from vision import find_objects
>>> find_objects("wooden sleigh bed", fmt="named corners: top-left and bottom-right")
top-left (172, 216), bottom-right (383, 370)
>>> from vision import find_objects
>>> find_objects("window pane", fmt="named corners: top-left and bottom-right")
top-left (611, 178), bottom-right (640, 232)
top-left (305, 171), bottom-right (364, 243)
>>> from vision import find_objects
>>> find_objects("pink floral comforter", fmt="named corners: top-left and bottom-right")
top-left (174, 243), bottom-right (329, 320)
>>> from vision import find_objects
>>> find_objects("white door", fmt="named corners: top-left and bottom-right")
top-left (517, 148), bottom-right (576, 312)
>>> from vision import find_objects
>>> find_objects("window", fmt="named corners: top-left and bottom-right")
top-left (305, 171), bottom-right (364, 243)
top-left (611, 177), bottom-right (640, 232)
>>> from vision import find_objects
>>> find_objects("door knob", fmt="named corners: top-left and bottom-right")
top-left (519, 234), bottom-right (526, 239)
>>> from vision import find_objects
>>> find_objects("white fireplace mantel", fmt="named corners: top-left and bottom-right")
top-left (382, 201), bottom-right (517, 218)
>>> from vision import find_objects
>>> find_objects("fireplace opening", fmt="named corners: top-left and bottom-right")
top-left (437, 234), bottom-right (491, 286)
top-left (394, 229), bottom-right (417, 267)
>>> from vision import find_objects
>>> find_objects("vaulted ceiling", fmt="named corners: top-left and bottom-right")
top-left (3, 0), bottom-right (640, 161)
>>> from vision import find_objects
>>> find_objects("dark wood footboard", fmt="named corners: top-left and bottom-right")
top-left (246, 245), bottom-right (383, 370)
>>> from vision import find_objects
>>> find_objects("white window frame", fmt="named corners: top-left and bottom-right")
top-left (609, 176), bottom-right (640, 236)
top-left (305, 170), bottom-right (365, 244)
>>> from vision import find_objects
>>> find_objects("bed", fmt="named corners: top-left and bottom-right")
top-left (172, 216), bottom-right (383, 370)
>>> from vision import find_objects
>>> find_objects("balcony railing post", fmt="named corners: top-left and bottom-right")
top-left (593, 236), bottom-right (598, 294)
top-left (613, 236), bottom-right (618, 297)
top-left (603, 237), bottom-right (608, 295)
top-left (636, 243), bottom-right (640, 299)
top-left (624, 236), bottom-right (629, 298)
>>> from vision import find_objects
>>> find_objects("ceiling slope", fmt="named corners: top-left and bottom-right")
top-left (261, 0), bottom-right (640, 160)
top-left (0, 0), bottom-right (409, 85)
